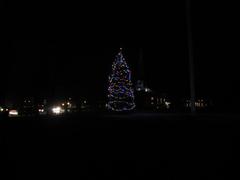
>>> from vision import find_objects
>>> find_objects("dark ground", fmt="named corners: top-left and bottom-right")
top-left (1, 113), bottom-right (240, 179)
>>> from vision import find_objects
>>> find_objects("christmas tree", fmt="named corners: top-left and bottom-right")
top-left (107, 49), bottom-right (136, 111)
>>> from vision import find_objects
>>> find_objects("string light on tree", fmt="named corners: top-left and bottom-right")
top-left (107, 48), bottom-right (136, 111)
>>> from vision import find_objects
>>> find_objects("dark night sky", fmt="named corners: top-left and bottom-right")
top-left (1, 1), bottom-right (239, 108)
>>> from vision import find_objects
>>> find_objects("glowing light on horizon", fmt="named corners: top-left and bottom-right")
top-left (38, 109), bottom-right (44, 113)
top-left (52, 106), bottom-right (64, 114)
top-left (9, 110), bottom-right (18, 116)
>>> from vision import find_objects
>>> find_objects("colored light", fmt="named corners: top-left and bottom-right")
top-left (107, 49), bottom-right (135, 111)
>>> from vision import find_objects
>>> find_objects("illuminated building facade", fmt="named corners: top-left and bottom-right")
top-left (184, 98), bottom-right (213, 112)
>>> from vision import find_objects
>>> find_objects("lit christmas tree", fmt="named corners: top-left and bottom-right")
top-left (107, 48), bottom-right (136, 111)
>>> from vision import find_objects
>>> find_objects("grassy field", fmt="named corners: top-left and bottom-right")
top-left (1, 113), bottom-right (239, 179)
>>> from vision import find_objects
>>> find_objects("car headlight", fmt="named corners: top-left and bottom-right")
top-left (9, 110), bottom-right (18, 116)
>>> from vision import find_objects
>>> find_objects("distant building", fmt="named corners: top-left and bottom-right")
top-left (135, 49), bottom-right (151, 109)
top-left (146, 93), bottom-right (172, 111)
top-left (184, 98), bottom-right (213, 112)
top-left (136, 80), bottom-right (152, 93)
top-left (19, 97), bottom-right (38, 116)
top-left (135, 80), bottom-right (152, 110)
top-left (135, 81), bottom-right (171, 111)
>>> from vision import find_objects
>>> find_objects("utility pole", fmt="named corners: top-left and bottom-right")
top-left (186, 0), bottom-right (196, 113)
top-left (138, 48), bottom-right (144, 80)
